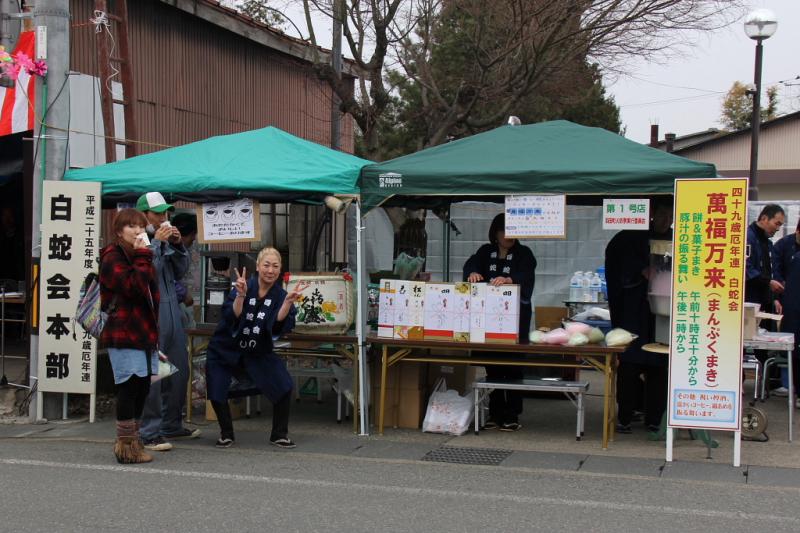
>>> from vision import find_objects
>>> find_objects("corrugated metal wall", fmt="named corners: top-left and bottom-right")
top-left (69, 0), bottom-right (354, 155)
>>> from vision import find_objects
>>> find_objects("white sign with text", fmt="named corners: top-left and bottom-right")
top-left (602, 199), bottom-right (650, 230)
top-left (504, 195), bottom-right (566, 238)
top-left (38, 181), bottom-right (101, 395)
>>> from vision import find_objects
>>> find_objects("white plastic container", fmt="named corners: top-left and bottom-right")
top-left (569, 272), bottom-right (582, 302)
top-left (590, 273), bottom-right (602, 303)
top-left (581, 272), bottom-right (592, 302)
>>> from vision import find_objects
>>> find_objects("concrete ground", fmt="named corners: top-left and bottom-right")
top-left (2, 363), bottom-right (798, 484)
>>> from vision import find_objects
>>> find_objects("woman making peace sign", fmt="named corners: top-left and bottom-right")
top-left (205, 247), bottom-right (309, 448)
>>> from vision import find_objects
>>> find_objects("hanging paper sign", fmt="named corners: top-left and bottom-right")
top-left (504, 195), bottom-right (566, 238)
top-left (38, 181), bottom-right (101, 395)
top-left (196, 198), bottom-right (261, 243)
top-left (667, 178), bottom-right (748, 430)
top-left (602, 199), bottom-right (650, 230)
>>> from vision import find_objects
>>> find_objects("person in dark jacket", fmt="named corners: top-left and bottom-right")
top-left (136, 192), bottom-right (196, 451)
top-left (100, 208), bottom-right (160, 464)
top-left (605, 201), bottom-right (672, 433)
top-left (772, 218), bottom-right (800, 406)
top-left (746, 204), bottom-right (785, 313)
top-left (205, 247), bottom-right (308, 448)
top-left (463, 213), bottom-right (536, 431)
top-left (745, 204), bottom-right (786, 387)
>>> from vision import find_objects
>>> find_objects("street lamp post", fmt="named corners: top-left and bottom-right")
top-left (744, 9), bottom-right (778, 201)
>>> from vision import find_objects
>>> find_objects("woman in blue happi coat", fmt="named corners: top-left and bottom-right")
top-left (206, 247), bottom-right (309, 449)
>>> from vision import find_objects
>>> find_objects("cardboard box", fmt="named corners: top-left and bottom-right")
top-left (370, 386), bottom-right (425, 429)
top-left (205, 397), bottom-right (247, 422)
top-left (378, 279), bottom-right (397, 338)
top-left (369, 361), bottom-right (426, 429)
top-left (743, 303), bottom-right (759, 340)
top-left (485, 285), bottom-right (520, 344)
top-left (535, 306), bottom-right (569, 330)
top-left (426, 362), bottom-right (484, 395)
top-left (424, 283), bottom-right (455, 341)
top-left (452, 282), bottom-right (472, 342)
top-left (470, 283), bottom-right (487, 343)
top-left (394, 280), bottom-right (425, 340)
top-left (370, 361), bottom-right (425, 391)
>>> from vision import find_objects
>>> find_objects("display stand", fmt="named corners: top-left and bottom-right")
top-left (368, 336), bottom-right (624, 449)
top-left (658, 335), bottom-right (795, 467)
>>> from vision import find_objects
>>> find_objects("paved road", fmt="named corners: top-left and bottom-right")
top-left (1, 438), bottom-right (798, 532)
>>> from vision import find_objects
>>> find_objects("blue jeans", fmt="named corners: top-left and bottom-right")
top-left (140, 306), bottom-right (189, 440)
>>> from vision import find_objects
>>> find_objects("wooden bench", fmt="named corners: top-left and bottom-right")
top-left (472, 378), bottom-right (590, 440)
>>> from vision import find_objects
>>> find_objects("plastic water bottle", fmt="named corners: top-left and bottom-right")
top-left (581, 272), bottom-right (593, 302)
top-left (569, 272), bottom-right (583, 302)
top-left (590, 273), bottom-right (602, 303)
top-left (596, 267), bottom-right (607, 302)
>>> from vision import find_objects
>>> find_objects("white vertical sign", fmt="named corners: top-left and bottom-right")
top-left (38, 181), bottom-right (101, 394)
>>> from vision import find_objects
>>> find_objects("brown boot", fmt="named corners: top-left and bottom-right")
top-left (132, 420), bottom-right (153, 463)
top-left (114, 420), bottom-right (153, 464)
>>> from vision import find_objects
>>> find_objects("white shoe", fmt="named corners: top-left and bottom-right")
top-left (772, 387), bottom-right (789, 397)
top-left (142, 436), bottom-right (173, 451)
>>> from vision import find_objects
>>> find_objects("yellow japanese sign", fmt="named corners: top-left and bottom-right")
top-left (668, 178), bottom-right (748, 430)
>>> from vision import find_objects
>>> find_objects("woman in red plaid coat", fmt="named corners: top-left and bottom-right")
top-left (100, 208), bottom-right (160, 464)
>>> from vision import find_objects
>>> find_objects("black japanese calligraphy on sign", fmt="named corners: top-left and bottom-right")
top-left (46, 273), bottom-right (71, 300)
top-left (50, 194), bottom-right (72, 221)
top-left (45, 352), bottom-right (70, 379)
top-left (48, 234), bottom-right (73, 260)
top-left (46, 313), bottom-right (70, 340)
top-left (297, 288), bottom-right (326, 324)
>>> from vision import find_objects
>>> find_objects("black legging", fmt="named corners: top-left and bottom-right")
top-left (617, 362), bottom-right (668, 427)
top-left (485, 364), bottom-right (524, 424)
top-left (212, 390), bottom-right (291, 441)
top-left (116, 375), bottom-right (151, 421)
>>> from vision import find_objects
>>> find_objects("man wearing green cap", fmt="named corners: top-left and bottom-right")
top-left (136, 192), bottom-right (200, 450)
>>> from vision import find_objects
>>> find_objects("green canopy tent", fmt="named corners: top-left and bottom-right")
top-left (359, 120), bottom-right (717, 212)
top-left (65, 126), bottom-right (370, 206)
top-left (64, 126), bottom-right (375, 435)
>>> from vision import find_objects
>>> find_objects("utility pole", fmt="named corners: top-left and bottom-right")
top-left (1, 0), bottom-right (21, 53)
top-left (30, 0), bottom-right (71, 421)
top-left (330, 0), bottom-right (343, 151)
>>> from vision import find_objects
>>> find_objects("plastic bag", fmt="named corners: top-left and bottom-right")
top-left (393, 252), bottom-right (425, 280)
top-left (151, 351), bottom-right (179, 383)
top-left (568, 332), bottom-right (589, 346)
top-left (605, 328), bottom-right (639, 347)
top-left (543, 328), bottom-right (570, 345)
top-left (587, 327), bottom-right (605, 344)
top-left (422, 378), bottom-right (474, 436)
top-left (563, 321), bottom-right (592, 335)
top-left (529, 330), bottom-right (546, 344)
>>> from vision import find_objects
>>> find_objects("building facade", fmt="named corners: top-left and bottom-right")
top-left (655, 112), bottom-right (800, 201)
top-left (69, 0), bottom-right (355, 157)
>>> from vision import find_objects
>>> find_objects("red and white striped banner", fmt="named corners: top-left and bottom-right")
top-left (0, 31), bottom-right (36, 136)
